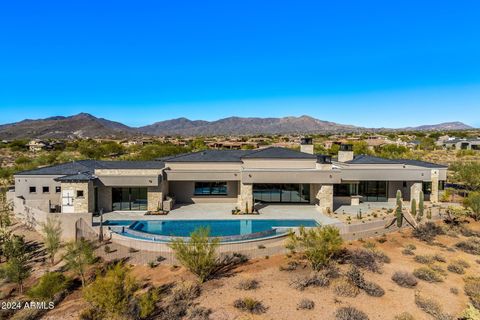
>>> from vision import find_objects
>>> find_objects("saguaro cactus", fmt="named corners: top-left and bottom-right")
top-left (396, 190), bottom-right (403, 227)
top-left (411, 198), bottom-right (417, 217)
top-left (418, 191), bottom-right (424, 221)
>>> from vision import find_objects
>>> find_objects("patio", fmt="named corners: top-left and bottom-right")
top-left (97, 203), bottom-right (341, 225)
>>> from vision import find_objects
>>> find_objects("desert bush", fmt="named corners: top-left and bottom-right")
top-left (450, 287), bottom-right (459, 295)
top-left (402, 248), bottom-right (415, 256)
top-left (430, 264), bottom-right (447, 276)
top-left (459, 226), bottom-right (480, 238)
top-left (414, 254), bottom-right (446, 264)
top-left (333, 278), bottom-right (360, 297)
top-left (414, 292), bottom-right (454, 320)
top-left (291, 272), bottom-right (330, 290)
top-left (187, 306), bottom-right (212, 320)
top-left (286, 225), bottom-right (343, 271)
top-left (405, 244), bottom-right (416, 250)
top-left (233, 297), bottom-right (267, 314)
top-left (346, 266), bottom-right (384, 296)
top-left (335, 306), bottom-right (369, 320)
top-left (391, 271), bottom-right (418, 288)
top-left (412, 222), bottom-right (445, 242)
top-left (170, 281), bottom-right (201, 303)
top-left (455, 239), bottom-right (480, 255)
top-left (279, 260), bottom-right (299, 271)
top-left (169, 227), bottom-right (220, 283)
top-left (346, 248), bottom-right (382, 273)
top-left (236, 279), bottom-right (259, 290)
top-left (464, 192), bottom-right (480, 221)
top-left (297, 298), bottom-right (315, 310)
top-left (464, 277), bottom-right (480, 309)
top-left (413, 267), bottom-right (443, 283)
top-left (459, 304), bottom-right (480, 320)
top-left (79, 308), bottom-right (104, 320)
top-left (394, 312), bottom-right (415, 320)
top-left (27, 272), bottom-right (70, 300)
top-left (137, 289), bottom-right (159, 319)
top-left (448, 262), bottom-right (466, 274)
top-left (361, 281), bottom-right (385, 297)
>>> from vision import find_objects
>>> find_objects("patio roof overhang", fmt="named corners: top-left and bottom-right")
top-left (339, 168), bottom-right (436, 181)
top-left (97, 175), bottom-right (161, 187)
top-left (240, 169), bottom-right (341, 184)
top-left (165, 169), bottom-right (241, 181)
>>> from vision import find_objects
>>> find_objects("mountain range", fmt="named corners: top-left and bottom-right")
top-left (0, 113), bottom-right (474, 140)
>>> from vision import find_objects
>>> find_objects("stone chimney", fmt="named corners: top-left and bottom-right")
top-left (338, 144), bottom-right (354, 162)
top-left (300, 137), bottom-right (314, 154)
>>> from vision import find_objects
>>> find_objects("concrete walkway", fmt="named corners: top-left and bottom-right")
top-left (97, 203), bottom-right (340, 225)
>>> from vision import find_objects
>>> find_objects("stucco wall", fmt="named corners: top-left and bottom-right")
top-left (169, 181), bottom-right (238, 203)
top-left (14, 175), bottom-right (62, 207)
top-left (96, 185), bottom-right (112, 212)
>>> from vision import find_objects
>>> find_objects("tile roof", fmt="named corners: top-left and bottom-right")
top-left (242, 147), bottom-right (317, 159)
top-left (54, 172), bottom-right (96, 182)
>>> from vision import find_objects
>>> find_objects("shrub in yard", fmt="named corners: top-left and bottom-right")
top-left (233, 297), bottom-right (267, 314)
top-left (412, 222), bottom-right (445, 242)
top-left (414, 292), bottom-right (453, 320)
top-left (137, 289), bottom-right (159, 319)
top-left (169, 227), bottom-right (220, 283)
top-left (27, 272), bottom-right (71, 300)
top-left (286, 225), bottom-right (343, 271)
top-left (236, 279), bottom-right (259, 290)
top-left (346, 248), bottom-right (382, 273)
top-left (413, 267), bottom-right (443, 283)
top-left (361, 281), bottom-right (385, 297)
top-left (170, 281), bottom-right (201, 303)
top-left (459, 304), bottom-right (480, 320)
top-left (455, 239), bottom-right (480, 255)
top-left (333, 278), bottom-right (360, 297)
top-left (297, 298), bottom-right (315, 310)
top-left (464, 277), bottom-right (480, 309)
top-left (291, 272), bottom-right (330, 290)
top-left (394, 312), bottom-right (415, 320)
top-left (335, 306), bottom-right (369, 320)
top-left (279, 260), bottom-right (298, 271)
top-left (391, 271), bottom-right (418, 288)
top-left (346, 266), bottom-right (384, 297)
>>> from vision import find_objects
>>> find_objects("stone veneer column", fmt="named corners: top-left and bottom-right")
top-left (430, 169), bottom-right (439, 203)
top-left (147, 186), bottom-right (163, 211)
top-left (410, 182), bottom-right (422, 204)
top-left (316, 184), bottom-right (333, 214)
top-left (61, 181), bottom-right (93, 213)
top-left (238, 183), bottom-right (253, 213)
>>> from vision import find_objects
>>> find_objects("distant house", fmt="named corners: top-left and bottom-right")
top-left (27, 140), bottom-right (65, 152)
top-left (441, 138), bottom-right (480, 150)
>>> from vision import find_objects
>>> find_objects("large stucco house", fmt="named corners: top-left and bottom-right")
top-left (12, 139), bottom-right (447, 216)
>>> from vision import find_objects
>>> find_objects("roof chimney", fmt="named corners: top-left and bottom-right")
top-left (300, 137), bottom-right (314, 154)
top-left (338, 144), bottom-right (354, 162)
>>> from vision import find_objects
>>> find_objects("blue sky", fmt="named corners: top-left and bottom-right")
top-left (0, 1), bottom-right (479, 128)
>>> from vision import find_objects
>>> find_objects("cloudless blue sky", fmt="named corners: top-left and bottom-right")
top-left (0, 1), bottom-right (479, 128)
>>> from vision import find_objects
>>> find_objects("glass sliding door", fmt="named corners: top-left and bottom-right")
top-left (358, 181), bottom-right (388, 202)
top-left (112, 187), bottom-right (148, 211)
top-left (253, 184), bottom-right (310, 203)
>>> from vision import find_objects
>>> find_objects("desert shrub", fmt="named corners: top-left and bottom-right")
top-left (459, 226), bottom-right (480, 238)
top-left (464, 191), bottom-right (480, 221)
top-left (137, 289), bottom-right (159, 319)
top-left (286, 225), bottom-right (343, 271)
top-left (455, 239), bottom-right (480, 255)
top-left (402, 248), bottom-right (415, 255)
top-left (448, 262), bottom-right (466, 274)
top-left (372, 250), bottom-right (391, 263)
top-left (169, 227), bottom-right (220, 283)
top-left (297, 298), bottom-right (315, 310)
top-left (79, 308), bottom-right (104, 320)
top-left (413, 267), bottom-right (443, 283)
top-left (333, 278), bottom-right (360, 297)
top-left (412, 222), bottom-right (445, 242)
top-left (187, 306), bottom-right (212, 320)
top-left (414, 292), bottom-right (454, 320)
top-left (233, 297), bottom-right (267, 314)
top-left (391, 271), bottom-right (418, 288)
top-left (394, 312), bottom-right (415, 320)
top-left (430, 264), bottom-right (448, 276)
top-left (291, 272), bottom-right (330, 290)
top-left (236, 279), bottom-right (259, 290)
top-left (464, 277), bottom-right (480, 309)
top-left (405, 244), bottom-right (417, 250)
top-left (83, 263), bottom-right (138, 319)
top-left (450, 287), bottom-right (459, 295)
top-left (170, 282), bottom-right (201, 303)
top-left (346, 266), bottom-right (384, 297)
top-left (27, 272), bottom-right (70, 300)
top-left (335, 306), bottom-right (369, 320)
top-left (414, 254), bottom-right (446, 264)
top-left (459, 304), bottom-right (480, 320)
top-left (346, 248), bottom-right (382, 273)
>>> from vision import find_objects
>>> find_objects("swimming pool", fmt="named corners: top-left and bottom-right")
top-left (106, 219), bottom-right (318, 242)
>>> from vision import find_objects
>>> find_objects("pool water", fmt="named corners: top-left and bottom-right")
top-left (106, 219), bottom-right (318, 237)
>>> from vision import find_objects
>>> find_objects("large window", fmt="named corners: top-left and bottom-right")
top-left (194, 182), bottom-right (227, 196)
top-left (334, 183), bottom-right (358, 196)
top-left (423, 182), bottom-right (432, 195)
top-left (112, 187), bottom-right (148, 211)
top-left (253, 184), bottom-right (310, 203)
top-left (358, 181), bottom-right (388, 202)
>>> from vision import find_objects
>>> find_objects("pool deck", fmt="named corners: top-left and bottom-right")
top-left (97, 203), bottom-right (341, 225)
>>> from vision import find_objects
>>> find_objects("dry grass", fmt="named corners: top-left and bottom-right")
top-left (413, 267), bottom-right (444, 283)
top-left (233, 297), bottom-right (267, 314)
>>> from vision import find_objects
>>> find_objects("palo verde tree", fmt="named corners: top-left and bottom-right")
top-left (169, 227), bottom-right (220, 283)
top-left (0, 235), bottom-right (32, 293)
top-left (41, 216), bottom-right (63, 265)
top-left (452, 162), bottom-right (480, 191)
top-left (464, 192), bottom-right (480, 221)
top-left (287, 225), bottom-right (343, 271)
top-left (63, 239), bottom-right (96, 287)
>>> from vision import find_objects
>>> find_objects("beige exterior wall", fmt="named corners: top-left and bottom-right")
top-left (242, 159), bottom-right (317, 169)
top-left (61, 181), bottom-right (94, 213)
top-left (95, 168), bottom-right (163, 175)
top-left (165, 162), bottom-right (242, 171)
top-left (96, 185), bottom-right (112, 212)
top-left (14, 175), bottom-right (62, 207)
top-left (168, 181), bottom-right (238, 204)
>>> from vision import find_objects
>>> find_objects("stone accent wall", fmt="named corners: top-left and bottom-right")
top-left (430, 169), bottom-right (439, 203)
top-left (316, 184), bottom-right (333, 213)
top-left (338, 151), bottom-right (354, 162)
top-left (410, 182), bottom-right (422, 204)
top-left (61, 181), bottom-right (94, 213)
top-left (238, 183), bottom-right (253, 213)
top-left (97, 186), bottom-right (112, 212)
top-left (147, 186), bottom-right (163, 211)
top-left (300, 144), bottom-right (314, 154)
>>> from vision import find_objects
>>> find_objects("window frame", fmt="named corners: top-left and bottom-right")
top-left (29, 186), bottom-right (36, 193)
top-left (76, 190), bottom-right (84, 198)
top-left (194, 181), bottom-right (228, 196)
top-left (55, 186), bottom-right (61, 193)
top-left (42, 186), bottom-right (50, 194)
